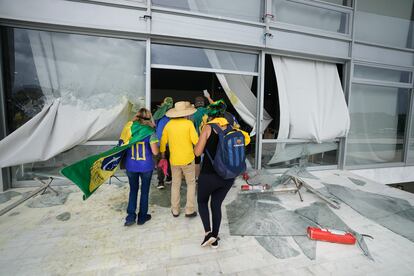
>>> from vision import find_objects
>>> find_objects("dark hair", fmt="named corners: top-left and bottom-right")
top-left (194, 96), bottom-right (205, 108)
top-left (133, 108), bottom-right (153, 126)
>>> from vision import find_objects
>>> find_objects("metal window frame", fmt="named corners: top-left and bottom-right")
top-left (67, 0), bottom-right (148, 9)
top-left (150, 64), bottom-right (259, 76)
top-left (0, 20), bottom-right (150, 43)
top-left (406, 89), bottom-right (414, 164)
top-left (352, 78), bottom-right (413, 89)
top-left (0, 30), bottom-right (11, 191)
top-left (262, 139), bottom-right (340, 143)
top-left (309, 0), bottom-right (353, 9)
top-left (254, 51), bottom-right (265, 169)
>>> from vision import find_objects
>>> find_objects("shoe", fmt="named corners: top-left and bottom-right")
top-left (165, 177), bottom-right (172, 184)
top-left (157, 182), bottom-right (165, 190)
top-left (211, 239), bottom-right (219, 249)
top-left (185, 211), bottom-right (197, 218)
top-left (201, 232), bottom-right (216, 247)
top-left (137, 214), bottom-right (152, 225)
top-left (171, 210), bottom-right (179, 217)
top-left (124, 220), bottom-right (135, 227)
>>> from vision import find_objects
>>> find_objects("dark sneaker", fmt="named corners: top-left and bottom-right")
top-left (171, 210), bottom-right (179, 217)
top-left (201, 233), bottom-right (216, 247)
top-left (211, 237), bottom-right (220, 248)
top-left (137, 214), bottom-right (152, 225)
top-left (157, 182), bottom-right (165, 190)
top-left (124, 220), bottom-right (135, 227)
top-left (165, 176), bottom-right (172, 184)
top-left (185, 211), bottom-right (198, 218)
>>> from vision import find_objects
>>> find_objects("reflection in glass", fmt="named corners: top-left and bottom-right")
top-left (3, 28), bottom-right (146, 133)
top-left (272, 0), bottom-right (350, 34)
top-left (262, 142), bottom-right (338, 169)
top-left (354, 65), bottom-right (412, 84)
top-left (346, 84), bottom-right (409, 165)
top-left (355, 0), bottom-right (414, 49)
top-left (152, 44), bottom-right (258, 73)
top-left (152, 0), bottom-right (263, 22)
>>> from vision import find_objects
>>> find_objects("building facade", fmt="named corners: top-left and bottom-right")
top-left (0, 0), bottom-right (413, 190)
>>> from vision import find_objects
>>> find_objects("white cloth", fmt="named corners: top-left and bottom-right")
top-left (0, 98), bottom-right (131, 168)
top-left (268, 56), bottom-right (349, 165)
top-left (272, 56), bottom-right (350, 143)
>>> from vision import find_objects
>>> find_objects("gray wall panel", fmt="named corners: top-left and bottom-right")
top-left (151, 11), bottom-right (264, 48)
top-left (0, 0), bottom-right (148, 34)
top-left (353, 43), bottom-right (414, 68)
top-left (267, 28), bottom-right (350, 59)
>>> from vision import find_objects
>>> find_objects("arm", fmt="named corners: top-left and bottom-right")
top-left (189, 123), bottom-right (199, 146)
top-left (150, 142), bottom-right (159, 155)
top-left (203, 89), bottom-right (214, 104)
top-left (159, 127), bottom-right (168, 158)
top-left (194, 124), bottom-right (211, 157)
top-left (150, 133), bottom-right (159, 155)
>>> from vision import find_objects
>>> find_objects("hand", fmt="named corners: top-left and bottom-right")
top-left (203, 89), bottom-right (210, 98)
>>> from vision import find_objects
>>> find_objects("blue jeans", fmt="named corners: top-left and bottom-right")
top-left (126, 170), bottom-right (153, 223)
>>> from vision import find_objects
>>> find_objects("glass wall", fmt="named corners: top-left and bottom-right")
top-left (354, 65), bottom-right (412, 84)
top-left (152, 44), bottom-right (258, 73)
top-left (355, 0), bottom-right (414, 49)
top-left (271, 0), bottom-right (351, 34)
top-left (1, 27), bottom-right (147, 183)
top-left (346, 83), bottom-right (410, 166)
top-left (152, 0), bottom-right (263, 22)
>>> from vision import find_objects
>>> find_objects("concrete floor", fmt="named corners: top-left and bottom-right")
top-left (1, 171), bottom-right (414, 275)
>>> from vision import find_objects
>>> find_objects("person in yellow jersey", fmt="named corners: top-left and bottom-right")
top-left (159, 101), bottom-right (199, 218)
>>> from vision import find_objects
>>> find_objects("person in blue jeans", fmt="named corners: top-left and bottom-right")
top-left (119, 108), bottom-right (159, 226)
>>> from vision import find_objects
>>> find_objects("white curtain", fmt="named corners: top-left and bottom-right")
top-left (268, 56), bottom-right (349, 165)
top-left (0, 29), bottom-right (146, 168)
top-left (0, 98), bottom-right (131, 168)
top-left (203, 50), bottom-right (273, 135)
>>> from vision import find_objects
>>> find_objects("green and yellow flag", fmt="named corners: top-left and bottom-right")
top-left (61, 121), bottom-right (154, 200)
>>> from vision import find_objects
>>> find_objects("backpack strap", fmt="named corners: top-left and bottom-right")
top-left (210, 123), bottom-right (232, 136)
top-left (205, 123), bottom-right (229, 165)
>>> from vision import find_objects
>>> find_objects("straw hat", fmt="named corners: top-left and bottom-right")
top-left (166, 101), bottom-right (197, 118)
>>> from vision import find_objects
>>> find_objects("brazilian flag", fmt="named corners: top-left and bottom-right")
top-left (61, 122), bottom-right (154, 200)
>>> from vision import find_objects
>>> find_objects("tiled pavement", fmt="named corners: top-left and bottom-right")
top-left (0, 171), bottom-right (414, 275)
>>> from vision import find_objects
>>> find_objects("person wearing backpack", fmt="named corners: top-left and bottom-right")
top-left (194, 100), bottom-right (250, 248)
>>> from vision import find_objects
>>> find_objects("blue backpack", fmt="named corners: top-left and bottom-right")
top-left (205, 124), bottom-right (247, 179)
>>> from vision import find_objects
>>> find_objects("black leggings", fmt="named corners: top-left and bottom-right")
top-left (197, 173), bottom-right (234, 237)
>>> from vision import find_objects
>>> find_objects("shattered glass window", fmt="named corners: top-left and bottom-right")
top-left (2, 27), bottom-right (146, 133)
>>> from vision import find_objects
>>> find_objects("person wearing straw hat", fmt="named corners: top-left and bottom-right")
top-left (159, 101), bottom-right (199, 218)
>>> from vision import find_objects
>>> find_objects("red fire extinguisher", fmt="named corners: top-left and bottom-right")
top-left (307, 227), bottom-right (356, 245)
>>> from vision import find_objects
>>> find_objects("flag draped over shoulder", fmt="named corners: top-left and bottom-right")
top-left (61, 121), bottom-right (154, 200)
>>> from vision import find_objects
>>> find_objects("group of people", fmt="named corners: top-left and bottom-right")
top-left (118, 91), bottom-right (249, 248)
